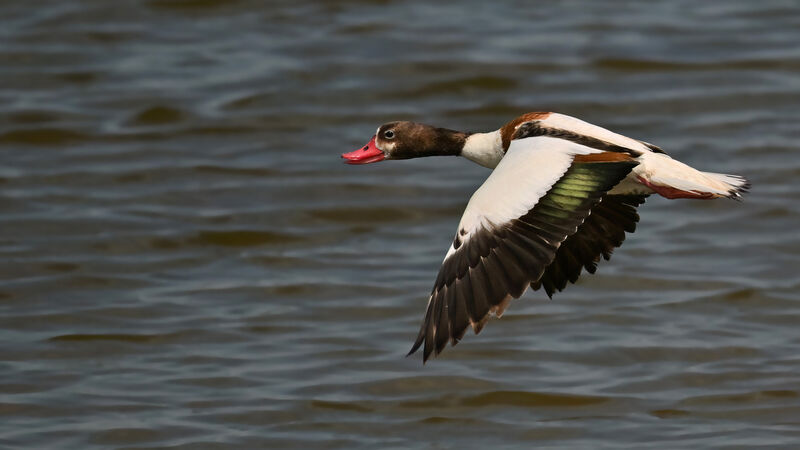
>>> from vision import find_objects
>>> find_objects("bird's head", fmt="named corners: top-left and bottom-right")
top-left (342, 121), bottom-right (466, 164)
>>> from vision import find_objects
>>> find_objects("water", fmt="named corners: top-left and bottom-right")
top-left (1, 1), bottom-right (799, 448)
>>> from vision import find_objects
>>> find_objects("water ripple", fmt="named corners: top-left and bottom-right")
top-left (1, 0), bottom-right (798, 448)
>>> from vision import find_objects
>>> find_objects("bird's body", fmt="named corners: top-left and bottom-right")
top-left (342, 112), bottom-right (749, 362)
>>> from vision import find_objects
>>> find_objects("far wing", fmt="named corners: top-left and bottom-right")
top-left (533, 194), bottom-right (648, 297)
top-left (408, 137), bottom-right (638, 362)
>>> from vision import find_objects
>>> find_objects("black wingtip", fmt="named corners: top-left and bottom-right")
top-left (407, 326), bottom-right (425, 358)
top-left (406, 342), bottom-right (429, 364)
top-left (407, 336), bottom-right (423, 355)
top-left (422, 340), bottom-right (434, 363)
top-left (407, 297), bottom-right (436, 363)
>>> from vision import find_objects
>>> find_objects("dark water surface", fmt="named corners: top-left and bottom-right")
top-left (2, 1), bottom-right (800, 448)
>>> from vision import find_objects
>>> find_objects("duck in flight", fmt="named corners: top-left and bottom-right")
top-left (342, 112), bottom-right (749, 362)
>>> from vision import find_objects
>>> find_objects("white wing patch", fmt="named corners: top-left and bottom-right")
top-left (633, 151), bottom-right (748, 197)
top-left (444, 136), bottom-right (602, 260)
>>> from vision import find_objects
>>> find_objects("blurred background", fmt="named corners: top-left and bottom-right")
top-left (1, 0), bottom-right (799, 448)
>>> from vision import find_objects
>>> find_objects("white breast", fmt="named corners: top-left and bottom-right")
top-left (460, 130), bottom-right (503, 168)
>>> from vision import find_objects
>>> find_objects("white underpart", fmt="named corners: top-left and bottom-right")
top-left (444, 136), bottom-right (602, 260)
top-left (540, 113), bottom-right (654, 154)
top-left (461, 130), bottom-right (503, 168)
top-left (616, 152), bottom-right (747, 197)
top-left (606, 175), bottom-right (654, 196)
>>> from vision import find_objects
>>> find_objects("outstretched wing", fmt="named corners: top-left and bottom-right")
top-left (408, 137), bottom-right (638, 362)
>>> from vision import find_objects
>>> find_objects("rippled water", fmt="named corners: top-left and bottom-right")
top-left (2, 1), bottom-right (800, 448)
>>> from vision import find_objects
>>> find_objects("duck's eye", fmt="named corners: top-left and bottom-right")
top-left (383, 130), bottom-right (395, 139)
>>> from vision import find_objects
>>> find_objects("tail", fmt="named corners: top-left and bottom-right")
top-left (634, 153), bottom-right (750, 200)
top-left (697, 171), bottom-right (751, 200)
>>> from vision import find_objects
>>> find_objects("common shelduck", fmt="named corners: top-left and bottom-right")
top-left (342, 112), bottom-right (749, 362)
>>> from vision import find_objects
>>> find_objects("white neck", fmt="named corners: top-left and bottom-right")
top-left (461, 130), bottom-right (503, 168)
